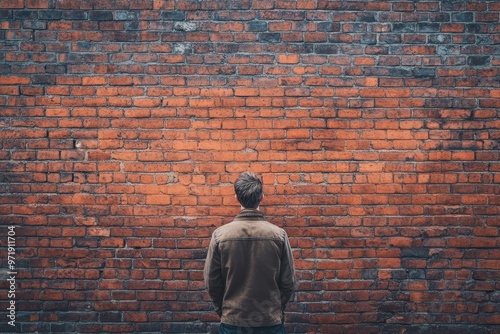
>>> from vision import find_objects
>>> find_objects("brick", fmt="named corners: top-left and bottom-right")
top-left (82, 76), bottom-right (107, 86)
top-left (0, 0), bottom-right (23, 8)
top-left (87, 227), bottom-right (110, 237)
top-left (277, 54), bottom-right (300, 64)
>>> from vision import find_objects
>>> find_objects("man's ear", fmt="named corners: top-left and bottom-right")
top-left (261, 193), bottom-right (265, 201)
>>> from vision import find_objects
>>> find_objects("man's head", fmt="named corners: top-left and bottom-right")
top-left (234, 172), bottom-right (263, 209)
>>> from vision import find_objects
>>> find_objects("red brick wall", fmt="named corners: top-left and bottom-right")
top-left (1, 0), bottom-right (499, 333)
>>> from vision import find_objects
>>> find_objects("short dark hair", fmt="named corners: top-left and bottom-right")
top-left (234, 172), bottom-right (263, 209)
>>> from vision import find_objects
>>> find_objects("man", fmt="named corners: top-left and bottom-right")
top-left (204, 172), bottom-right (296, 334)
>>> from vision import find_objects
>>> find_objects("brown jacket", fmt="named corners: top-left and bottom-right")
top-left (204, 208), bottom-right (296, 327)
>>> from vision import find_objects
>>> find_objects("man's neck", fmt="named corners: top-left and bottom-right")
top-left (241, 206), bottom-right (259, 210)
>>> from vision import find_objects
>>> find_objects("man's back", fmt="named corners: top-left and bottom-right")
top-left (204, 208), bottom-right (295, 327)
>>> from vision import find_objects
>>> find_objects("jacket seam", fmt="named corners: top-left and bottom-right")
top-left (216, 237), bottom-right (284, 243)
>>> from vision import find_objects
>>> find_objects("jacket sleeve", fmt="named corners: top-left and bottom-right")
top-left (204, 232), bottom-right (224, 316)
top-left (279, 230), bottom-right (296, 309)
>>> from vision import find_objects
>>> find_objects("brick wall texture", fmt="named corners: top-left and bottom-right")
top-left (1, 0), bottom-right (499, 333)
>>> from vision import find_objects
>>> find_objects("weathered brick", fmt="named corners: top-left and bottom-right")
top-left (161, 10), bottom-right (186, 21)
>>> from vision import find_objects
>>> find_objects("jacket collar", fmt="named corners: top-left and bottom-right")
top-left (234, 208), bottom-right (264, 220)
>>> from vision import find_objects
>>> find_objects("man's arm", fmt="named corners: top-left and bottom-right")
top-left (279, 230), bottom-right (296, 309)
top-left (203, 232), bottom-right (224, 316)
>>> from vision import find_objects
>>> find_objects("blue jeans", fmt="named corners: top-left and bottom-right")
top-left (220, 323), bottom-right (286, 334)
